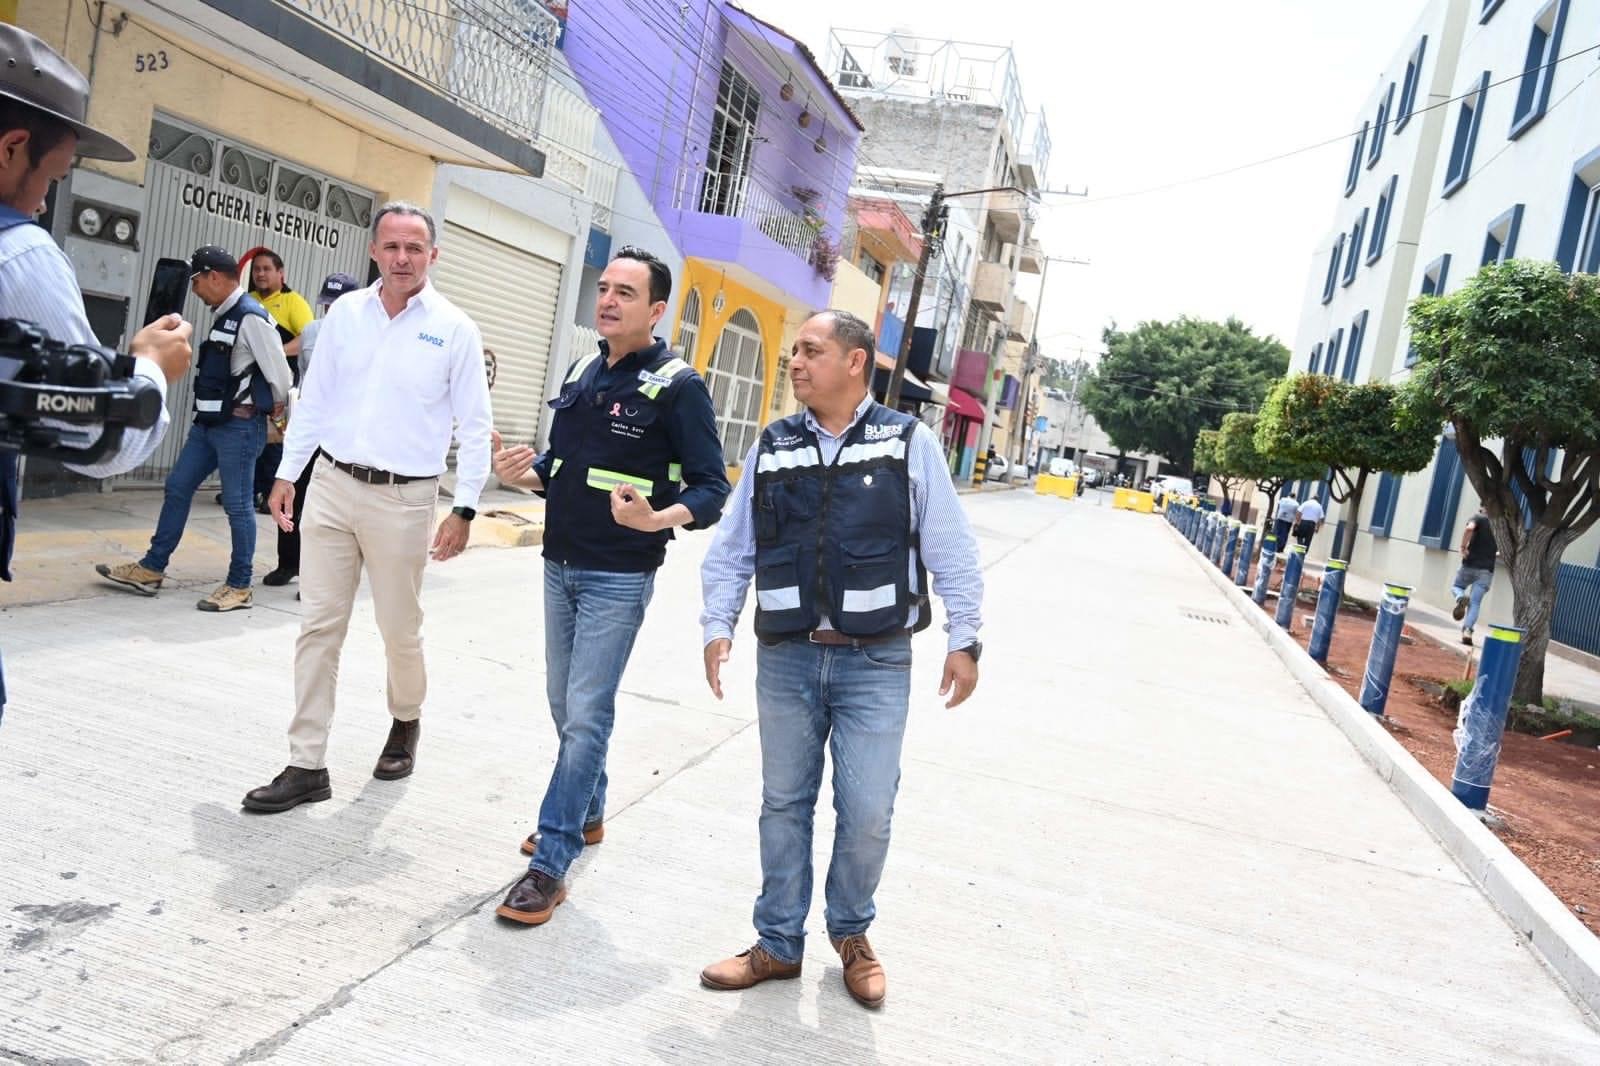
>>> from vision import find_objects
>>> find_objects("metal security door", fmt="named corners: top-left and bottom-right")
top-left (118, 116), bottom-right (376, 483)
top-left (430, 221), bottom-right (562, 446)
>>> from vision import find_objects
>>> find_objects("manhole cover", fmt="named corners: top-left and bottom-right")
top-left (1179, 607), bottom-right (1232, 626)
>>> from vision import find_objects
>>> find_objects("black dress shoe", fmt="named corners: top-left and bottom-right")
top-left (242, 766), bottom-right (331, 812)
top-left (495, 869), bottom-right (567, 925)
top-left (373, 718), bottom-right (420, 780)
top-left (262, 567), bottom-right (298, 586)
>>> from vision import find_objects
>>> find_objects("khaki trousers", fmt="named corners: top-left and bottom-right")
top-left (288, 455), bottom-right (438, 769)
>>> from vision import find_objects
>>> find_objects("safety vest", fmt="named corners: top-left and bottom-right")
top-left (751, 402), bottom-right (930, 639)
top-left (542, 339), bottom-right (697, 572)
top-left (193, 294), bottom-right (273, 425)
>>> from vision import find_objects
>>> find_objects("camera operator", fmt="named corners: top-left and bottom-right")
top-left (0, 26), bottom-right (192, 718)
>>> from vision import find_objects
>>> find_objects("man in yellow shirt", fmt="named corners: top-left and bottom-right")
top-left (248, 249), bottom-right (314, 509)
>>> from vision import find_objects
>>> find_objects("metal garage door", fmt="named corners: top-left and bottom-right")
top-left (430, 222), bottom-right (561, 448)
top-left (119, 114), bottom-right (375, 483)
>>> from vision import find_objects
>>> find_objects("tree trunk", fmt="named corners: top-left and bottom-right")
top-left (1507, 523), bottom-right (1563, 707)
top-left (1336, 470), bottom-right (1368, 562)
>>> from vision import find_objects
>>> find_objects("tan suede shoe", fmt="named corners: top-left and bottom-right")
top-left (832, 934), bottom-right (886, 1009)
top-left (699, 944), bottom-right (801, 991)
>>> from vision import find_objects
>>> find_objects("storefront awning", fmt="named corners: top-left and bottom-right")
top-left (946, 387), bottom-right (985, 422)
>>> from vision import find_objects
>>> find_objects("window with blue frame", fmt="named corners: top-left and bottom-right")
top-left (1324, 329), bottom-right (1343, 376)
top-left (1555, 148), bottom-right (1600, 273)
top-left (1323, 234), bottom-right (1345, 303)
top-left (1343, 310), bottom-right (1368, 382)
top-left (1481, 204), bottom-right (1525, 266)
top-left (1396, 36), bottom-right (1429, 134)
top-left (1443, 72), bottom-right (1491, 197)
top-left (1369, 472), bottom-right (1401, 536)
top-left (1482, 0), bottom-right (1505, 22)
top-left (1368, 84), bottom-right (1394, 168)
top-left (1368, 175), bottom-right (1398, 264)
top-left (1406, 254), bottom-right (1452, 367)
top-left (1511, 0), bottom-right (1569, 139)
top-left (1419, 435), bottom-right (1466, 548)
top-left (1343, 209), bottom-right (1368, 286)
top-left (1345, 122), bottom-right (1369, 197)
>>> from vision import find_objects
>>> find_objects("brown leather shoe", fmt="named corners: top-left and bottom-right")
top-left (241, 766), bottom-right (331, 813)
top-left (831, 934), bottom-right (886, 1008)
top-left (700, 944), bottom-right (801, 991)
top-left (373, 718), bottom-right (420, 780)
top-left (494, 869), bottom-right (567, 925)
top-left (519, 821), bottom-right (604, 855)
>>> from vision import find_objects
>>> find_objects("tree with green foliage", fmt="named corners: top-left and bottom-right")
top-left (1193, 428), bottom-right (1247, 509)
top-left (1082, 317), bottom-right (1288, 473)
top-left (1405, 258), bottom-right (1600, 706)
top-left (1213, 411), bottom-right (1324, 524)
top-left (1255, 375), bottom-right (1437, 562)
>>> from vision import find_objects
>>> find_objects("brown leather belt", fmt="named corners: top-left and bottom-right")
top-left (329, 457), bottom-right (431, 485)
top-left (805, 629), bottom-right (908, 647)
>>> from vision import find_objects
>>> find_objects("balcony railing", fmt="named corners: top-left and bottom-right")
top-left (679, 166), bottom-right (816, 264)
top-left (279, 0), bottom-right (558, 140)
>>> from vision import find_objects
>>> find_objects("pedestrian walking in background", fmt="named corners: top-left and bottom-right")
top-left (261, 271), bottom-right (359, 589)
top-left (95, 245), bottom-right (290, 612)
top-left (698, 309), bottom-right (984, 1010)
top-left (489, 247), bottom-right (730, 927)
top-left (1452, 511), bottom-right (1498, 645)
top-left (1294, 493), bottom-right (1325, 547)
top-left (241, 202), bottom-right (492, 813)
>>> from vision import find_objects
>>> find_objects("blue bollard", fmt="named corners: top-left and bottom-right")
top-left (1274, 543), bottom-right (1308, 629)
top-left (1221, 520), bottom-right (1240, 574)
top-left (1450, 625), bottom-right (1527, 810)
top-left (1307, 559), bottom-right (1348, 663)
top-left (1235, 527), bottom-right (1257, 587)
top-left (1252, 535), bottom-right (1279, 605)
top-left (1358, 584), bottom-right (1413, 716)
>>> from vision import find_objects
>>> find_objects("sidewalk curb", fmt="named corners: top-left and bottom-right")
top-left (1166, 522), bottom-right (1600, 1020)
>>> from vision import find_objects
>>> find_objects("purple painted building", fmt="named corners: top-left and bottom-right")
top-left (563, 1), bottom-right (863, 460)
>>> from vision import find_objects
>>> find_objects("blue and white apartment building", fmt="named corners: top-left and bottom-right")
top-left (1288, 0), bottom-right (1600, 649)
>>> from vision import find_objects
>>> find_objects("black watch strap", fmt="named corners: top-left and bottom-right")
top-left (452, 505), bottom-right (477, 521)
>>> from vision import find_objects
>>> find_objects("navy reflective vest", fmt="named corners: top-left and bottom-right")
top-left (752, 402), bottom-right (930, 639)
top-left (542, 339), bottom-right (698, 572)
top-left (193, 294), bottom-right (273, 425)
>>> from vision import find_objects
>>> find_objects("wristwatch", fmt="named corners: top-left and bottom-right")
top-left (956, 640), bottom-right (983, 663)
top-left (452, 505), bottom-right (477, 522)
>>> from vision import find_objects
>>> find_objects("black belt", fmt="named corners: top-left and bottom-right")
top-left (329, 457), bottom-right (432, 485)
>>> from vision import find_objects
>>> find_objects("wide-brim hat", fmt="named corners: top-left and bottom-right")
top-left (0, 24), bottom-right (134, 162)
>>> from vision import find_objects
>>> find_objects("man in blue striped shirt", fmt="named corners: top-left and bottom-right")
top-left (698, 309), bottom-right (983, 1010)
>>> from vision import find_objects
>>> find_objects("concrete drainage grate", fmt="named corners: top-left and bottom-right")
top-left (1180, 607), bottom-right (1232, 626)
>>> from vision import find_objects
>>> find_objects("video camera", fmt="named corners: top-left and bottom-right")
top-left (0, 318), bottom-right (163, 465)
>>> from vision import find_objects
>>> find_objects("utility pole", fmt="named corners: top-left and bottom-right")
top-left (884, 183), bottom-right (1035, 410)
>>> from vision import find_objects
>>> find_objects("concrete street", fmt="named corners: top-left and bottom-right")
top-left (2, 489), bottom-right (1598, 1063)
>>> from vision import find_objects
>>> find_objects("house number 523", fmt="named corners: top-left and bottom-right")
top-left (135, 51), bottom-right (170, 73)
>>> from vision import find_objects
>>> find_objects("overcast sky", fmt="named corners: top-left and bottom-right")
top-left (740, 0), bottom-right (1428, 363)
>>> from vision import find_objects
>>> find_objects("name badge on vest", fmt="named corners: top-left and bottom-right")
top-left (638, 369), bottom-right (674, 390)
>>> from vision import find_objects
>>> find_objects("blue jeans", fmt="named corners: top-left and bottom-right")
top-left (753, 633), bottom-right (914, 965)
top-left (1452, 566), bottom-right (1494, 632)
top-left (142, 416), bottom-right (267, 588)
top-left (530, 560), bottom-right (655, 880)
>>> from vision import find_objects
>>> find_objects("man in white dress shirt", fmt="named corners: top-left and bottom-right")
top-left (242, 201), bottom-right (493, 813)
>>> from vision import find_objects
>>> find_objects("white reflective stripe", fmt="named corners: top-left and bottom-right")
top-left (564, 353), bottom-right (600, 383)
top-left (207, 329), bottom-right (236, 344)
top-left (757, 586), bottom-right (801, 611)
top-left (842, 583), bottom-right (899, 613)
top-left (836, 438), bottom-right (907, 466)
top-left (195, 399), bottom-right (223, 411)
top-left (756, 446), bottom-right (822, 473)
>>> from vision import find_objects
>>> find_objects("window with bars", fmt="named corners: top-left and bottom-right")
top-left (701, 63), bottom-right (761, 217)
top-left (705, 309), bottom-right (766, 461)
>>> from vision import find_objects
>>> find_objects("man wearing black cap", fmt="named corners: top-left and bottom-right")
top-left (261, 271), bottom-right (359, 588)
top-left (95, 246), bottom-right (291, 611)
